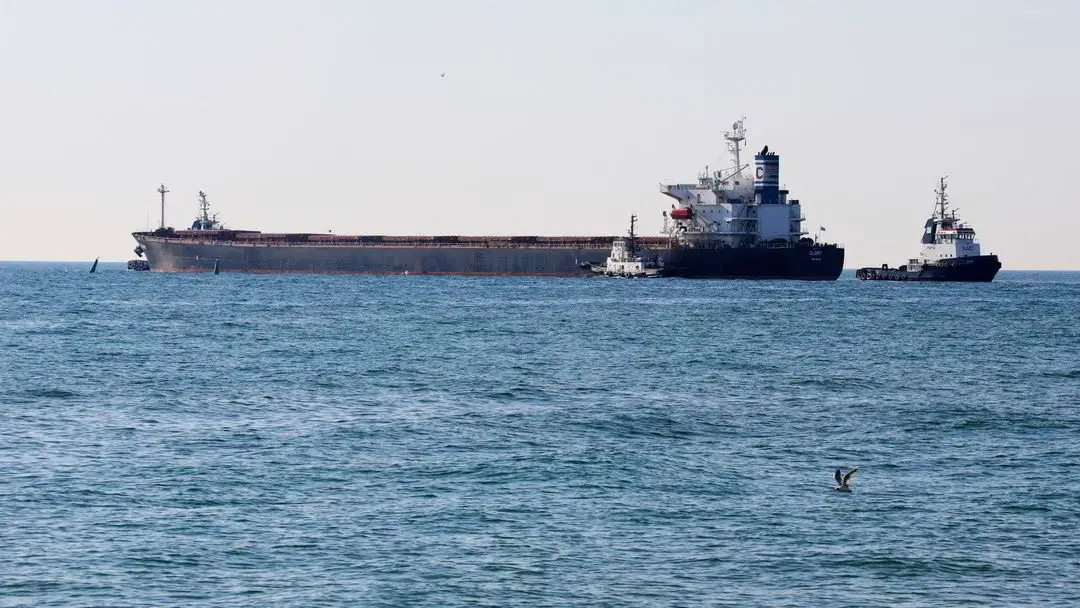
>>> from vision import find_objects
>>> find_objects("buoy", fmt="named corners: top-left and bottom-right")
top-left (89, 258), bottom-right (99, 273)
top-left (213, 259), bottom-right (220, 275)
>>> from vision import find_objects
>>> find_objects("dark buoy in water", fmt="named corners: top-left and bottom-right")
top-left (213, 259), bottom-right (220, 275)
top-left (89, 258), bottom-right (99, 273)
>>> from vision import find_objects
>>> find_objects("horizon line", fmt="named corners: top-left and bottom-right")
top-left (0, 260), bottom-right (1077, 273)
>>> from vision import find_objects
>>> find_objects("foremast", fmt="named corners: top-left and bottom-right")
top-left (157, 184), bottom-right (169, 230)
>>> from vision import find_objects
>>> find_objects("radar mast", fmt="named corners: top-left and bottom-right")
top-left (198, 191), bottom-right (212, 223)
top-left (934, 176), bottom-right (950, 220)
top-left (191, 190), bottom-right (222, 230)
top-left (724, 117), bottom-right (747, 178)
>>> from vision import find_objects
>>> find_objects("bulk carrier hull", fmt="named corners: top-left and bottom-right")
top-left (132, 231), bottom-right (844, 279)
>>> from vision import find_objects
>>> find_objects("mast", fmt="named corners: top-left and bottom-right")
top-left (157, 184), bottom-right (169, 229)
top-left (628, 214), bottom-right (637, 255)
top-left (198, 190), bottom-right (211, 223)
top-left (935, 176), bottom-right (949, 219)
top-left (724, 117), bottom-right (747, 177)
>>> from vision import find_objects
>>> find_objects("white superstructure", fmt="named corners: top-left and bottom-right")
top-left (908, 177), bottom-right (983, 266)
top-left (597, 238), bottom-right (661, 277)
top-left (660, 118), bottom-right (809, 248)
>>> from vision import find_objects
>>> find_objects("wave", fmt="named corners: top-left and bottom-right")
top-left (1041, 369), bottom-right (1080, 379)
top-left (23, 388), bottom-right (80, 399)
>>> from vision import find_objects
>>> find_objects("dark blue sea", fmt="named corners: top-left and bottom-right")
top-left (2, 263), bottom-right (1078, 607)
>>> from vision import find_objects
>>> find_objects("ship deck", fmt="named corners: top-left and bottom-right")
top-left (133, 230), bottom-right (673, 249)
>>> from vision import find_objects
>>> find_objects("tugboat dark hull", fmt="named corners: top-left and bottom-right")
top-left (856, 254), bottom-right (1000, 282)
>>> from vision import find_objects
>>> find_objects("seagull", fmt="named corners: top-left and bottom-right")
top-left (834, 468), bottom-right (858, 492)
top-left (440, 73), bottom-right (446, 78)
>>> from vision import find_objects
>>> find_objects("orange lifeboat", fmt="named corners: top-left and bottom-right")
top-left (670, 207), bottom-right (692, 220)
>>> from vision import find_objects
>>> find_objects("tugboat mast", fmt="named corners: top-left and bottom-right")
top-left (935, 176), bottom-right (950, 220)
top-left (628, 214), bottom-right (638, 255)
top-left (157, 184), bottom-right (169, 229)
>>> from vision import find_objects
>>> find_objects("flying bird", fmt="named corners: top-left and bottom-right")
top-left (834, 468), bottom-right (858, 492)
top-left (440, 73), bottom-right (446, 78)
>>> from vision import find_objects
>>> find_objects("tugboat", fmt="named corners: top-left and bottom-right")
top-left (856, 177), bottom-right (1001, 282)
top-left (590, 215), bottom-right (664, 278)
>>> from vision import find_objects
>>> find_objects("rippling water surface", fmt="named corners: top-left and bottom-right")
top-left (2, 263), bottom-right (1079, 606)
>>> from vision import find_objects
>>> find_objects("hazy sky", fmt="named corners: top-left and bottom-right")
top-left (1, 0), bottom-right (1077, 268)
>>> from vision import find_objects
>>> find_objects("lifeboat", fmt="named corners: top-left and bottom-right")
top-left (670, 207), bottom-right (693, 220)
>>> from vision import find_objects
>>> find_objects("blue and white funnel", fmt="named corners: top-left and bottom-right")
top-left (754, 151), bottom-right (780, 205)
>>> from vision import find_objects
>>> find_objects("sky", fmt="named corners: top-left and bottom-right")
top-left (1, 0), bottom-right (1077, 269)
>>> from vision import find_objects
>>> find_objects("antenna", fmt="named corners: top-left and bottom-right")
top-left (157, 184), bottom-right (169, 229)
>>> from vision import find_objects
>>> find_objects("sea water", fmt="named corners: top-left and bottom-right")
top-left (1, 263), bottom-right (1078, 606)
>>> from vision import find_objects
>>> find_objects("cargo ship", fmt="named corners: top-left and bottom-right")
top-left (131, 119), bottom-right (843, 278)
top-left (856, 177), bottom-right (1001, 282)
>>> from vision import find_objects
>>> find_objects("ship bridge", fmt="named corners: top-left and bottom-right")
top-left (659, 118), bottom-right (811, 248)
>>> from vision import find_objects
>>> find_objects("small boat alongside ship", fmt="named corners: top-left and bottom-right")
top-left (856, 177), bottom-right (1001, 282)
top-left (588, 215), bottom-right (664, 278)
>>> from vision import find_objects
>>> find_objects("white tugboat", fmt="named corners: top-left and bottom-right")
top-left (856, 177), bottom-right (1001, 282)
top-left (590, 215), bottom-right (665, 278)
